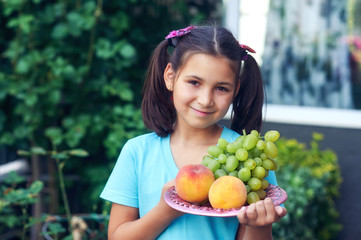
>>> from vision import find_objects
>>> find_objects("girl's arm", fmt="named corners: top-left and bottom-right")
top-left (107, 180), bottom-right (184, 240)
top-left (236, 198), bottom-right (287, 240)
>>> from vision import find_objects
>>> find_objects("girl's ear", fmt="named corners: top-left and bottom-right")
top-left (164, 63), bottom-right (175, 91)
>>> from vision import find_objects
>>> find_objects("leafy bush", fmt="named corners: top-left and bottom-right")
top-left (0, 172), bottom-right (44, 239)
top-left (0, 0), bottom-right (222, 213)
top-left (273, 133), bottom-right (342, 240)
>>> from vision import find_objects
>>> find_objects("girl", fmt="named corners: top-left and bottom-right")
top-left (100, 25), bottom-right (287, 240)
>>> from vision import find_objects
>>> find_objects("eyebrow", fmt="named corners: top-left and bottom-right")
top-left (184, 75), bottom-right (235, 87)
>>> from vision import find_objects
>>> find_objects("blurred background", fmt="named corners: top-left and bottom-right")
top-left (0, 0), bottom-right (360, 239)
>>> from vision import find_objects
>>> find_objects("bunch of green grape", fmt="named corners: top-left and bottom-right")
top-left (201, 129), bottom-right (280, 205)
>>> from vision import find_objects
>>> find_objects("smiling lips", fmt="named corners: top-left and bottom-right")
top-left (192, 107), bottom-right (213, 117)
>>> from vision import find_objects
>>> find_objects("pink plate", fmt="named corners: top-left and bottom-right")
top-left (164, 184), bottom-right (287, 217)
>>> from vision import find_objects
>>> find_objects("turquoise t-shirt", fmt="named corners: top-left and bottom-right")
top-left (100, 126), bottom-right (279, 240)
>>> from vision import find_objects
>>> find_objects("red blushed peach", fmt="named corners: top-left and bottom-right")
top-left (175, 164), bottom-right (215, 203)
top-left (208, 175), bottom-right (247, 209)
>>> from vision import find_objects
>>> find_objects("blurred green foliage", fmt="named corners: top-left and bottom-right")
top-left (0, 0), bottom-right (222, 213)
top-left (0, 172), bottom-right (45, 239)
top-left (273, 133), bottom-right (342, 240)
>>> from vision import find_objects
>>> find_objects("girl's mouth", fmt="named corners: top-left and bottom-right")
top-left (192, 108), bottom-right (212, 117)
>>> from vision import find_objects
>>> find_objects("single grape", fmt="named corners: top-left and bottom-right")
top-left (256, 140), bottom-right (265, 150)
top-left (264, 141), bottom-right (278, 158)
top-left (207, 159), bottom-right (220, 172)
top-left (260, 153), bottom-right (268, 160)
top-left (236, 135), bottom-right (245, 144)
top-left (252, 147), bottom-right (263, 157)
top-left (261, 179), bottom-right (269, 189)
top-left (214, 169), bottom-right (227, 179)
top-left (252, 166), bottom-right (266, 179)
top-left (237, 161), bottom-right (244, 170)
top-left (247, 192), bottom-right (260, 204)
top-left (253, 189), bottom-right (267, 200)
top-left (243, 134), bottom-right (258, 150)
top-left (207, 145), bottom-right (223, 158)
top-left (235, 148), bottom-right (248, 161)
top-left (218, 138), bottom-right (228, 149)
top-left (264, 169), bottom-right (269, 178)
top-left (221, 164), bottom-right (229, 174)
top-left (228, 170), bottom-right (238, 177)
top-left (254, 157), bottom-right (263, 166)
top-left (217, 153), bottom-right (227, 163)
top-left (262, 159), bottom-right (274, 170)
top-left (250, 130), bottom-right (259, 137)
top-left (226, 155), bottom-right (238, 172)
top-left (238, 167), bottom-right (251, 182)
top-left (245, 184), bottom-right (251, 194)
top-left (264, 130), bottom-right (280, 142)
top-left (269, 158), bottom-right (278, 170)
top-left (234, 139), bottom-right (244, 150)
top-left (226, 142), bottom-right (238, 153)
top-left (201, 155), bottom-right (214, 167)
top-left (244, 158), bottom-right (256, 170)
top-left (248, 177), bottom-right (262, 191)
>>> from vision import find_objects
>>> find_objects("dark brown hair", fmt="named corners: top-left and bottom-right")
top-left (141, 26), bottom-right (264, 137)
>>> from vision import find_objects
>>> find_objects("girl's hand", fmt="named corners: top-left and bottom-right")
top-left (158, 179), bottom-right (185, 218)
top-left (237, 197), bottom-right (287, 227)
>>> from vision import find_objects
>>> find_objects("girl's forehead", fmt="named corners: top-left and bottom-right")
top-left (180, 53), bottom-right (237, 74)
top-left (177, 53), bottom-right (237, 81)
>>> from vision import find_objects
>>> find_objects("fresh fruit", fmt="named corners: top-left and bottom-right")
top-left (200, 129), bottom-right (281, 204)
top-left (264, 130), bottom-right (280, 142)
top-left (247, 191), bottom-right (260, 204)
top-left (175, 164), bottom-right (215, 203)
top-left (208, 176), bottom-right (247, 209)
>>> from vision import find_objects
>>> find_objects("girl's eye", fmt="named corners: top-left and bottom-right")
top-left (216, 86), bottom-right (230, 92)
top-left (188, 80), bottom-right (199, 86)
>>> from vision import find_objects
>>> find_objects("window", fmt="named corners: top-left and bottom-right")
top-left (224, 0), bottom-right (361, 128)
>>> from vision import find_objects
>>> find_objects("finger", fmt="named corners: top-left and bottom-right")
top-left (255, 200), bottom-right (267, 219)
top-left (246, 203), bottom-right (257, 220)
top-left (237, 207), bottom-right (248, 225)
top-left (275, 206), bottom-right (287, 218)
top-left (163, 179), bottom-right (176, 191)
top-left (264, 197), bottom-right (276, 216)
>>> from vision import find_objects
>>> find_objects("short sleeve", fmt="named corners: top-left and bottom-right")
top-left (100, 141), bottom-right (139, 208)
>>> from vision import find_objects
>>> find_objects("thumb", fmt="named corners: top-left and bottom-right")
top-left (275, 206), bottom-right (287, 218)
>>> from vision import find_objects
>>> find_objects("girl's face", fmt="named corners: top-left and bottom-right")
top-left (164, 53), bottom-right (239, 131)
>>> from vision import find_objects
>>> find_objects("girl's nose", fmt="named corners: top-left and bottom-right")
top-left (197, 89), bottom-right (213, 107)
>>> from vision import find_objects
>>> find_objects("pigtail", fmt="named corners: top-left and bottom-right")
top-left (141, 40), bottom-right (176, 137)
top-left (231, 55), bottom-right (264, 134)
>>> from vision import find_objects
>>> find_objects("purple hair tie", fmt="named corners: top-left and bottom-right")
top-left (165, 26), bottom-right (195, 47)
top-left (239, 44), bottom-right (256, 61)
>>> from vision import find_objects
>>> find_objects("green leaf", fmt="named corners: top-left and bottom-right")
top-left (25, 215), bottom-right (48, 228)
top-left (52, 152), bottom-right (68, 160)
top-left (30, 147), bottom-right (47, 155)
top-left (95, 39), bottom-right (114, 59)
top-left (3, 171), bottom-right (26, 185)
top-left (0, 132), bottom-right (15, 145)
top-left (15, 58), bottom-right (30, 74)
top-left (29, 181), bottom-right (44, 194)
top-left (17, 150), bottom-right (30, 156)
top-left (41, 222), bottom-right (66, 235)
top-left (45, 127), bottom-right (63, 146)
top-left (68, 149), bottom-right (89, 157)
top-left (51, 23), bottom-right (68, 39)
top-left (119, 43), bottom-right (136, 59)
top-left (25, 93), bottom-right (38, 106)
top-left (119, 87), bottom-right (134, 101)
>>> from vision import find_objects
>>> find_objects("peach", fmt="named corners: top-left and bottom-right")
top-left (208, 175), bottom-right (247, 209)
top-left (175, 164), bottom-right (215, 203)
